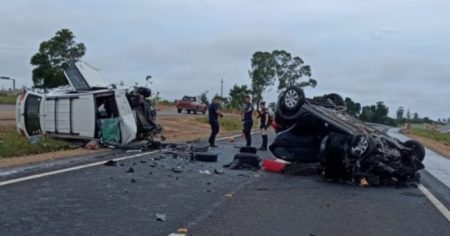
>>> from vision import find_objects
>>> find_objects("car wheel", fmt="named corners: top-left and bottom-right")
top-left (404, 140), bottom-right (425, 162)
top-left (177, 108), bottom-right (182, 113)
top-left (276, 86), bottom-right (306, 121)
top-left (187, 110), bottom-right (191, 114)
top-left (350, 135), bottom-right (375, 158)
top-left (325, 93), bottom-right (345, 107)
top-left (281, 86), bottom-right (305, 111)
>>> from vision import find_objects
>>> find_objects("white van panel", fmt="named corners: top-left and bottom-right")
top-left (71, 95), bottom-right (95, 137)
top-left (114, 89), bottom-right (137, 144)
top-left (43, 95), bottom-right (95, 138)
top-left (55, 99), bottom-right (71, 134)
top-left (44, 100), bottom-right (56, 133)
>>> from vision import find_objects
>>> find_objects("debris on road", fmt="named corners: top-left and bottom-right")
top-left (126, 149), bottom-right (142, 153)
top-left (85, 140), bottom-right (100, 150)
top-left (125, 167), bottom-right (135, 173)
top-left (155, 213), bottom-right (166, 222)
top-left (104, 160), bottom-right (117, 166)
top-left (194, 152), bottom-right (218, 162)
top-left (130, 178), bottom-right (137, 183)
top-left (262, 159), bottom-right (286, 172)
top-left (199, 170), bottom-right (212, 175)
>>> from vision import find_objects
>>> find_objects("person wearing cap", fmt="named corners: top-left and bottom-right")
top-left (257, 101), bottom-right (269, 150)
top-left (208, 96), bottom-right (223, 147)
top-left (241, 95), bottom-right (254, 147)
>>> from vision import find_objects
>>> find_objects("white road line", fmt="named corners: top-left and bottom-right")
top-left (0, 151), bottom-right (158, 187)
top-left (418, 184), bottom-right (450, 222)
top-left (0, 132), bottom-right (261, 187)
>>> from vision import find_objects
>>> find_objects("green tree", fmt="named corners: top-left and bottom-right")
top-left (372, 101), bottom-right (389, 123)
top-left (30, 29), bottom-right (86, 89)
top-left (272, 50), bottom-right (315, 92)
top-left (406, 109), bottom-right (411, 121)
top-left (198, 90), bottom-right (209, 105)
top-left (359, 106), bottom-right (373, 122)
top-left (249, 52), bottom-right (276, 107)
top-left (228, 84), bottom-right (252, 108)
top-left (344, 97), bottom-right (361, 117)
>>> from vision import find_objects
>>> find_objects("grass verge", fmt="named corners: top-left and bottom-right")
top-left (195, 115), bottom-right (244, 131)
top-left (0, 92), bottom-right (18, 104)
top-left (410, 128), bottom-right (450, 145)
top-left (0, 127), bottom-right (71, 158)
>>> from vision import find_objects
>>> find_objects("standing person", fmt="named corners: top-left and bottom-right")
top-left (242, 95), bottom-right (254, 147)
top-left (208, 96), bottom-right (222, 147)
top-left (258, 101), bottom-right (269, 151)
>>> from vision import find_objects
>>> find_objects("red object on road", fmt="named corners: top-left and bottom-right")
top-left (263, 159), bottom-right (286, 172)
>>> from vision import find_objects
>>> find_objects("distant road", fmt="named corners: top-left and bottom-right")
top-left (0, 104), bottom-right (14, 111)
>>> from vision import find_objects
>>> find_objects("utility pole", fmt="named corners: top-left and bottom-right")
top-left (220, 78), bottom-right (224, 107)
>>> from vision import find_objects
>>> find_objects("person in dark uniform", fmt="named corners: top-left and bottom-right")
top-left (257, 101), bottom-right (269, 150)
top-left (208, 96), bottom-right (222, 147)
top-left (242, 95), bottom-right (254, 147)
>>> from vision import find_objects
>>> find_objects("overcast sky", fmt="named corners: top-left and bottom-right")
top-left (0, 0), bottom-right (449, 119)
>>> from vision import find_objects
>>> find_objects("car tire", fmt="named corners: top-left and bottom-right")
top-left (194, 152), bottom-right (218, 162)
top-left (350, 134), bottom-right (375, 158)
top-left (325, 93), bottom-right (345, 107)
top-left (187, 110), bottom-right (191, 114)
top-left (177, 108), bottom-right (182, 113)
top-left (281, 86), bottom-right (305, 111)
top-left (233, 153), bottom-right (260, 168)
top-left (276, 86), bottom-right (306, 122)
top-left (404, 140), bottom-right (425, 162)
top-left (239, 146), bottom-right (257, 154)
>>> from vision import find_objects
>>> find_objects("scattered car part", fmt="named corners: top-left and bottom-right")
top-left (239, 146), bottom-right (257, 154)
top-left (191, 143), bottom-right (210, 152)
top-left (194, 152), bottom-right (218, 162)
top-left (262, 159), bottom-right (286, 172)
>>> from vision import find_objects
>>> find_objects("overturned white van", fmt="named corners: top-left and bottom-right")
top-left (16, 62), bottom-right (161, 145)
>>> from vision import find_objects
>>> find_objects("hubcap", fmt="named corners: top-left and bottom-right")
top-left (351, 136), bottom-right (369, 156)
top-left (284, 89), bottom-right (299, 109)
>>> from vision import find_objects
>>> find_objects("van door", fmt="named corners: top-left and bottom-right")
top-left (114, 89), bottom-right (137, 144)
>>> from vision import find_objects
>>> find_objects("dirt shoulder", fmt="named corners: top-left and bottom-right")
top-left (401, 130), bottom-right (450, 160)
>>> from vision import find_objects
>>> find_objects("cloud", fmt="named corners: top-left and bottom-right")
top-left (0, 0), bottom-right (449, 119)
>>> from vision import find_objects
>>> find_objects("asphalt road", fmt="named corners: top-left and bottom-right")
top-left (0, 104), bottom-right (14, 111)
top-left (0, 133), bottom-right (449, 236)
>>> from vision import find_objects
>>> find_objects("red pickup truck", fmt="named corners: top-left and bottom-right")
top-left (176, 96), bottom-right (207, 114)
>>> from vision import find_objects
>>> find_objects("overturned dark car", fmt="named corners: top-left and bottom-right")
top-left (270, 86), bottom-right (425, 186)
